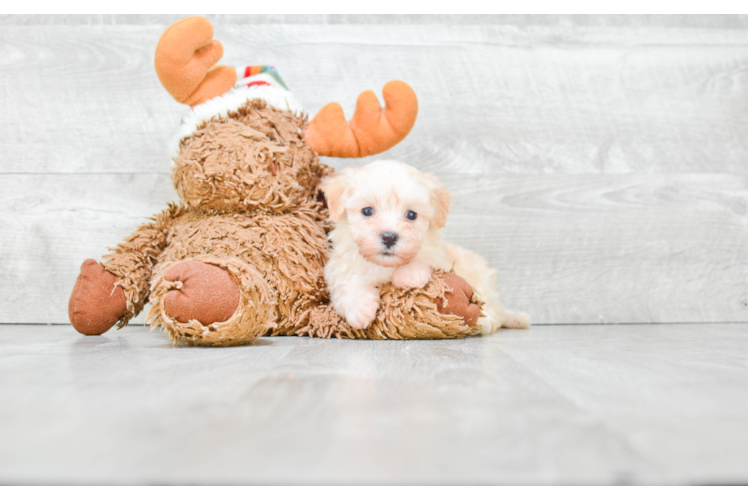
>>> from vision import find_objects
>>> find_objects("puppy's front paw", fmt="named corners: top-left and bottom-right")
top-left (345, 291), bottom-right (380, 330)
top-left (391, 260), bottom-right (433, 289)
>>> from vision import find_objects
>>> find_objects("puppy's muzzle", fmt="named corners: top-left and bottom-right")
top-left (381, 232), bottom-right (399, 249)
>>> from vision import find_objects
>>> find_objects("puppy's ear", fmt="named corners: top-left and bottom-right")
top-left (426, 174), bottom-right (453, 229)
top-left (320, 169), bottom-right (353, 221)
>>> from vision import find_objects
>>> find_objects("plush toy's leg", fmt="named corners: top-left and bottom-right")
top-left (299, 271), bottom-right (484, 340)
top-left (147, 257), bottom-right (277, 347)
top-left (160, 261), bottom-right (240, 325)
top-left (68, 259), bottom-right (128, 335)
top-left (440, 272), bottom-right (530, 332)
top-left (435, 273), bottom-right (481, 327)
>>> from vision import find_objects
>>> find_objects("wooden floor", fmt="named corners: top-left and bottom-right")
top-left (1, 323), bottom-right (747, 485)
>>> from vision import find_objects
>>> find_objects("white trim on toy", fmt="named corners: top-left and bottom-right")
top-left (171, 84), bottom-right (306, 154)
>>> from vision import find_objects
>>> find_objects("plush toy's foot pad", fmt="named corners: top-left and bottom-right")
top-left (162, 261), bottom-right (240, 325)
top-left (435, 273), bottom-right (481, 327)
top-left (69, 259), bottom-right (128, 335)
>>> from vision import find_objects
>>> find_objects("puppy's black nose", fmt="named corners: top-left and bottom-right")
top-left (381, 232), bottom-right (399, 248)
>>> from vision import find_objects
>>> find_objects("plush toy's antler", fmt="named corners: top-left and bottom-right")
top-left (155, 16), bottom-right (237, 106)
top-left (305, 81), bottom-right (418, 158)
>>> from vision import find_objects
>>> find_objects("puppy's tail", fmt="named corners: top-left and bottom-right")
top-left (502, 310), bottom-right (531, 329)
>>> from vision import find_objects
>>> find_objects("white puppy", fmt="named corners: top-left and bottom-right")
top-left (321, 160), bottom-right (530, 333)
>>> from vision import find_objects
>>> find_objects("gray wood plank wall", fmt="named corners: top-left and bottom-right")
top-left (1, 15), bottom-right (747, 325)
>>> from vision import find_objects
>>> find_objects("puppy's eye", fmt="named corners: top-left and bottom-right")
top-left (405, 211), bottom-right (417, 221)
top-left (362, 207), bottom-right (374, 217)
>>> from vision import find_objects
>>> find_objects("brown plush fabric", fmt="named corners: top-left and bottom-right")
top-left (297, 271), bottom-right (482, 340)
top-left (69, 99), bottom-right (483, 345)
top-left (173, 104), bottom-right (328, 214)
top-left (147, 255), bottom-right (277, 346)
top-left (435, 273), bottom-right (481, 327)
top-left (68, 260), bottom-right (127, 335)
top-left (101, 204), bottom-right (180, 326)
top-left (162, 260), bottom-right (240, 325)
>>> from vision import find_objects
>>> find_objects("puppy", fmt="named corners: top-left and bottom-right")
top-left (321, 160), bottom-right (530, 333)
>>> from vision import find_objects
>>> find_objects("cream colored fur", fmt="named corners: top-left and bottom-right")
top-left (321, 160), bottom-right (530, 333)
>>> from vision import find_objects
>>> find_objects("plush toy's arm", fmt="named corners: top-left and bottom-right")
top-left (299, 271), bottom-right (482, 340)
top-left (101, 204), bottom-right (182, 325)
top-left (69, 204), bottom-right (182, 335)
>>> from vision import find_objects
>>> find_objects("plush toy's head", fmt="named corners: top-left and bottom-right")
top-left (154, 16), bottom-right (420, 181)
top-left (172, 101), bottom-right (327, 214)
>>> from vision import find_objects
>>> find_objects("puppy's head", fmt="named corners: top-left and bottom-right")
top-left (320, 160), bottom-right (452, 268)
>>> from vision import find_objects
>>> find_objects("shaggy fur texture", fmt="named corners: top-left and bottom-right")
top-left (70, 99), bottom-right (483, 345)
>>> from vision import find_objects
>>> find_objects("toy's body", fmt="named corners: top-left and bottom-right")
top-left (68, 17), bottom-right (486, 346)
top-left (98, 101), bottom-right (332, 346)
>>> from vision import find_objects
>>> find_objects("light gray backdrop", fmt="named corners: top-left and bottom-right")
top-left (1, 15), bottom-right (747, 325)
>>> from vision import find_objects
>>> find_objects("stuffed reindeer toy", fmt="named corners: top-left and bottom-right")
top-left (68, 16), bottom-right (494, 346)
